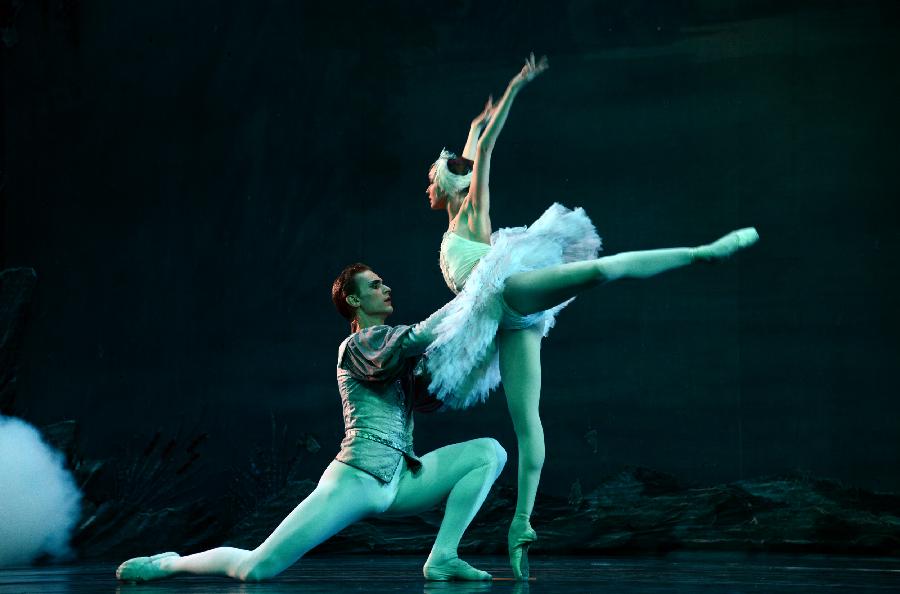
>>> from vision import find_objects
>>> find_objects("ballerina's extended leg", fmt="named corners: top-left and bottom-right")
top-left (503, 227), bottom-right (759, 315)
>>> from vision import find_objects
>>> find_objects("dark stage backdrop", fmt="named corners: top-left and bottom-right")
top-left (2, 1), bottom-right (898, 495)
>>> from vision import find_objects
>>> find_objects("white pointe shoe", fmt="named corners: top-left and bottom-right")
top-left (508, 516), bottom-right (538, 580)
top-left (730, 227), bottom-right (760, 249)
top-left (695, 227), bottom-right (759, 261)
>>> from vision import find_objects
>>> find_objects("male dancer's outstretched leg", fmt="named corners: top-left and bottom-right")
top-left (116, 460), bottom-right (391, 581)
top-left (117, 438), bottom-right (506, 582)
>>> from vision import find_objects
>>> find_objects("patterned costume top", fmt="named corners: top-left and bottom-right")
top-left (335, 308), bottom-right (446, 482)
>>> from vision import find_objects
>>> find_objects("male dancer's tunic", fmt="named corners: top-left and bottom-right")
top-left (336, 318), bottom-right (442, 483)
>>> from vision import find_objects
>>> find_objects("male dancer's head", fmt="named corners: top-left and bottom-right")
top-left (332, 263), bottom-right (393, 332)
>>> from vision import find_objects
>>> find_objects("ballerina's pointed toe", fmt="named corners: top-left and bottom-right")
top-left (696, 227), bottom-right (760, 262)
top-left (733, 227), bottom-right (760, 248)
top-left (115, 551), bottom-right (179, 582)
top-left (508, 522), bottom-right (538, 580)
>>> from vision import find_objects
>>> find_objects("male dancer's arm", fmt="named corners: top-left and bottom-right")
top-left (340, 300), bottom-right (453, 382)
top-left (402, 300), bottom-right (454, 357)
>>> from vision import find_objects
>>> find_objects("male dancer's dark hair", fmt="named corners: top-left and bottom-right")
top-left (331, 262), bottom-right (371, 326)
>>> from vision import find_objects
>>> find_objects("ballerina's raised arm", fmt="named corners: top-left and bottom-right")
top-left (461, 96), bottom-right (493, 160)
top-left (469, 53), bottom-right (549, 217)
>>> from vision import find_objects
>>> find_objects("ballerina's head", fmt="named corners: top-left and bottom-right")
top-left (427, 149), bottom-right (473, 210)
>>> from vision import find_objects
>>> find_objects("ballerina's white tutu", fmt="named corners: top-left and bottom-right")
top-left (425, 203), bottom-right (601, 410)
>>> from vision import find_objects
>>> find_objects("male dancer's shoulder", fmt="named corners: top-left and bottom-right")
top-left (337, 324), bottom-right (416, 382)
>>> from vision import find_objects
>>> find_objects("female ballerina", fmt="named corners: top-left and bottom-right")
top-left (423, 54), bottom-right (758, 579)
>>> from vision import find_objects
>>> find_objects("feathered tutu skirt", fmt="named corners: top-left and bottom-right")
top-left (425, 203), bottom-right (601, 410)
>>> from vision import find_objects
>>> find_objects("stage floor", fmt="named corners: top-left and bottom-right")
top-left (1, 553), bottom-right (898, 593)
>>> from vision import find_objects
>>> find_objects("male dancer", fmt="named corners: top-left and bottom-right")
top-left (116, 263), bottom-right (505, 582)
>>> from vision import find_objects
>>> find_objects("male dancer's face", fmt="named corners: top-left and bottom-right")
top-left (349, 269), bottom-right (393, 319)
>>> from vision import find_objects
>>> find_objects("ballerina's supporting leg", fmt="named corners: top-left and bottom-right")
top-left (116, 460), bottom-right (388, 582)
top-left (498, 325), bottom-right (544, 580)
top-left (498, 251), bottom-right (692, 577)
top-left (503, 227), bottom-right (759, 316)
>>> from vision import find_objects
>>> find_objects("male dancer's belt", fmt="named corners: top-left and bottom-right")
top-left (344, 428), bottom-right (408, 452)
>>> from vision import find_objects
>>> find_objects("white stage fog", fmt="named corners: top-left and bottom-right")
top-left (0, 415), bottom-right (82, 567)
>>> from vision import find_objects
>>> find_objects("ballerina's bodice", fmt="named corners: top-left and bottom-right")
top-left (439, 231), bottom-right (491, 294)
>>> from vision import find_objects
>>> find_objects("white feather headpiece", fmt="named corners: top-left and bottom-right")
top-left (431, 148), bottom-right (472, 197)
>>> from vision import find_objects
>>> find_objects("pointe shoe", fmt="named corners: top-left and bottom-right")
top-left (508, 517), bottom-right (538, 580)
top-left (115, 551), bottom-right (179, 582)
top-left (694, 227), bottom-right (759, 262)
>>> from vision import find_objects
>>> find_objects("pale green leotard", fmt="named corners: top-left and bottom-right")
top-left (439, 231), bottom-right (491, 294)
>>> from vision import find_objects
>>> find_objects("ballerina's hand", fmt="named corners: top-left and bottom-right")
top-left (512, 52), bottom-right (549, 87)
top-left (471, 95), bottom-right (494, 128)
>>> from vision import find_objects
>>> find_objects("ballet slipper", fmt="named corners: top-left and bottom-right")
top-left (693, 227), bottom-right (759, 262)
top-left (508, 515), bottom-right (537, 580)
top-left (115, 551), bottom-right (180, 582)
top-left (423, 553), bottom-right (492, 581)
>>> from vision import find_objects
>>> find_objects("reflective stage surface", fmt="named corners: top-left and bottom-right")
top-left (2, 553), bottom-right (898, 594)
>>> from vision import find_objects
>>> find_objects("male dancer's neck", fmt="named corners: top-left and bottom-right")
top-left (354, 312), bottom-right (388, 331)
